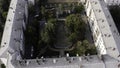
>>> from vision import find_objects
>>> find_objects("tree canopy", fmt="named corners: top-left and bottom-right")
top-left (40, 18), bottom-right (57, 45)
top-left (65, 14), bottom-right (86, 43)
top-left (69, 40), bottom-right (97, 56)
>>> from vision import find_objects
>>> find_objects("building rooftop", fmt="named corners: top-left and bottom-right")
top-left (48, 0), bottom-right (80, 3)
top-left (0, 0), bottom-right (120, 68)
top-left (0, 0), bottom-right (18, 58)
top-left (88, 0), bottom-right (120, 59)
top-left (0, 0), bottom-right (27, 67)
top-left (12, 55), bottom-right (118, 68)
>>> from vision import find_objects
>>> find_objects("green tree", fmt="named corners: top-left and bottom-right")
top-left (41, 6), bottom-right (46, 17)
top-left (0, 0), bottom-right (10, 23)
top-left (81, 40), bottom-right (97, 55)
top-left (46, 18), bottom-right (57, 34)
top-left (0, 0), bottom-right (10, 11)
top-left (65, 14), bottom-right (85, 32)
top-left (70, 40), bottom-right (97, 56)
top-left (76, 41), bottom-right (86, 56)
top-left (65, 14), bottom-right (85, 41)
top-left (74, 4), bottom-right (84, 13)
top-left (40, 18), bottom-right (57, 45)
top-left (58, 4), bottom-right (64, 14)
top-left (68, 32), bottom-right (77, 43)
top-left (41, 30), bottom-right (50, 43)
top-left (1, 64), bottom-right (6, 68)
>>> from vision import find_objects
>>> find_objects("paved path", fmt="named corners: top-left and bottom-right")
top-left (54, 20), bottom-right (71, 49)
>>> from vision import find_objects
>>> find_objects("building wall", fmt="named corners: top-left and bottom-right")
top-left (85, 0), bottom-right (120, 60)
top-left (0, 0), bottom-right (28, 67)
top-left (85, 0), bottom-right (107, 55)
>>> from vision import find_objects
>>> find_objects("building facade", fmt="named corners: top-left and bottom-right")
top-left (0, 0), bottom-right (28, 67)
top-left (84, 0), bottom-right (120, 60)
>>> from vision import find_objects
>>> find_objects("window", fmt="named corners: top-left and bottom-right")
top-left (93, 34), bottom-right (97, 42)
top-left (96, 28), bottom-right (100, 36)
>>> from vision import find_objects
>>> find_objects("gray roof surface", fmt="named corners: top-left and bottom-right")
top-left (89, 0), bottom-right (120, 59)
top-left (15, 55), bottom-right (118, 68)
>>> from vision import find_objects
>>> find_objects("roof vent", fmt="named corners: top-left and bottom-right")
top-left (79, 57), bottom-right (82, 61)
top-left (113, 48), bottom-right (116, 51)
top-left (36, 60), bottom-right (40, 65)
top-left (4, 42), bottom-right (6, 45)
top-left (108, 34), bottom-right (111, 37)
top-left (98, 10), bottom-right (101, 12)
top-left (109, 24), bottom-right (112, 27)
top-left (13, 11), bottom-right (15, 13)
top-left (102, 19), bottom-right (104, 22)
top-left (118, 55), bottom-right (120, 57)
top-left (107, 15), bottom-right (110, 18)
top-left (118, 64), bottom-right (120, 67)
top-left (8, 19), bottom-right (11, 22)
top-left (26, 61), bottom-right (29, 66)
top-left (104, 34), bottom-right (107, 37)
top-left (53, 59), bottom-right (57, 63)
top-left (95, 2), bottom-right (97, 4)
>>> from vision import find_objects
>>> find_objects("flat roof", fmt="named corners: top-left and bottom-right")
top-left (88, 0), bottom-right (120, 59)
top-left (0, 0), bottom-right (18, 57)
top-left (14, 55), bottom-right (118, 68)
top-left (18, 55), bottom-right (103, 68)
top-left (48, 0), bottom-right (80, 3)
top-left (0, 0), bottom-right (26, 67)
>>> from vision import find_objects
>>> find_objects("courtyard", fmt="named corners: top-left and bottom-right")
top-left (24, 1), bottom-right (97, 59)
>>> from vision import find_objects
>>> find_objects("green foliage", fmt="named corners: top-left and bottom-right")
top-left (65, 13), bottom-right (96, 56)
top-left (70, 40), bottom-right (97, 56)
top-left (46, 18), bottom-right (57, 34)
top-left (41, 30), bottom-right (50, 43)
top-left (76, 41), bottom-right (86, 55)
top-left (58, 4), bottom-right (64, 12)
top-left (74, 4), bottom-right (84, 13)
top-left (0, 0), bottom-right (10, 11)
top-left (65, 14), bottom-right (85, 42)
top-left (65, 14), bottom-right (85, 32)
top-left (0, 0), bottom-right (10, 22)
top-left (25, 2), bottom-right (97, 58)
top-left (2, 12), bottom-right (7, 21)
top-left (40, 18), bottom-right (57, 45)
top-left (1, 64), bottom-right (6, 68)
top-left (68, 32), bottom-right (77, 43)
top-left (81, 40), bottom-right (97, 55)
top-left (41, 6), bottom-right (46, 17)
top-left (45, 10), bottom-right (55, 19)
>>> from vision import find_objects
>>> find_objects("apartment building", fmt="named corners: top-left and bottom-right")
top-left (0, 0), bottom-right (120, 68)
top-left (84, 0), bottom-right (120, 60)
top-left (0, 0), bottom-right (28, 67)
